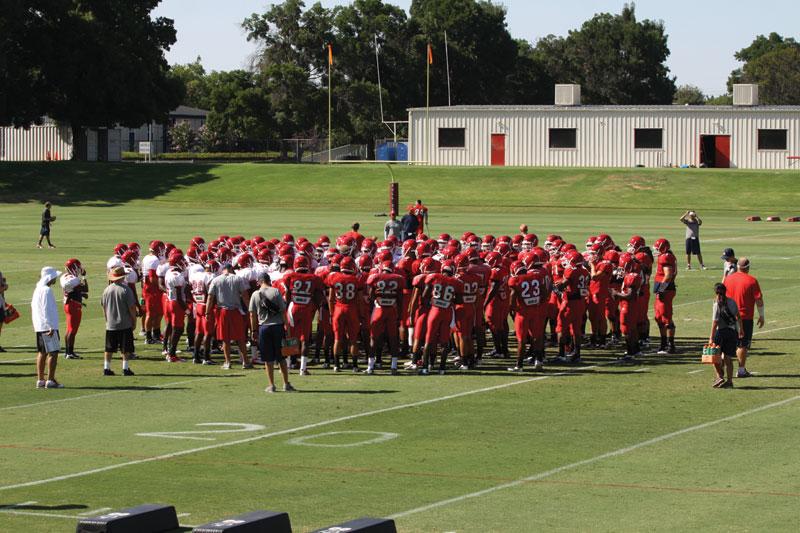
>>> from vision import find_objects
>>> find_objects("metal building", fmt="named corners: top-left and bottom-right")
top-left (0, 121), bottom-right (122, 162)
top-left (408, 84), bottom-right (800, 169)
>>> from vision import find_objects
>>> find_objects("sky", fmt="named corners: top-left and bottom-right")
top-left (152, 0), bottom-right (800, 96)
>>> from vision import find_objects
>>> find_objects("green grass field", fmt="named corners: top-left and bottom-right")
top-left (1, 163), bottom-right (799, 532)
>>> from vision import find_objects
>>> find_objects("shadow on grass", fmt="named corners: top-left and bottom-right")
top-left (68, 386), bottom-right (191, 391)
top-left (736, 385), bottom-right (800, 390)
top-left (0, 162), bottom-right (219, 206)
top-left (138, 373), bottom-right (246, 378)
top-left (0, 373), bottom-right (37, 378)
top-left (0, 503), bottom-right (88, 511)
top-left (297, 389), bottom-right (399, 394)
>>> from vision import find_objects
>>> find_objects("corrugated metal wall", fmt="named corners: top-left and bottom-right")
top-left (409, 108), bottom-right (800, 169)
top-left (0, 124), bottom-right (73, 161)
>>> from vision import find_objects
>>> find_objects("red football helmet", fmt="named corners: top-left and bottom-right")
top-left (481, 235), bottom-right (495, 251)
top-left (596, 233), bottom-right (613, 251)
top-left (190, 236), bottom-right (206, 251)
top-left (293, 255), bottom-right (310, 272)
top-left (511, 234), bottom-right (524, 251)
top-left (420, 257), bottom-right (441, 274)
top-left (447, 239), bottom-right (460, 250)
top-left (437, 233), bottom-right (451, 246)
top-left (510, 260), bottom-right (526, 277)
top-left (653, 238), bottom-right (671, 255)
top-left (376, 250), bottom-right (393, 263)
top-left (416, 242), bottom-right (431, 258)
top-left (402, 239), bottom-right (417, 257)
top-left (337, 235), bottom-right (355, 255)
top-left (168, 253), bottom-right (186, 268)
top-left (533, 248), bottom-right (549, 267)
top-left (495, 243), bottom-right (511, 257)
top-left (441, 259), bottom-right (455, 274)
top-left (199, 251), bottom-right (212, 264)
top-left (603, 250), bottom-right (621, 264)
top-left (127, 242), bottom-right (141, 257)
top-left (340, 256), bottom-right (356, 274)
top-left (217, 247), bottom-right (233, 264)
top-left (381, 260), bottom-right (394, 272)
top-left (522, 234), bottom-right (539, 251)
top-left (237, 254), bottom-right (253, 269)
top-left (627, 235), bottom-right (646, 253)
top-left (278, 244), bottom-right (294, 258)
top-left (257, 249), bottom-right (272, 264)
top-left (205, 259), bottom-right (220, 273)
top-left (361, 238), bottom-right (376, 256)
top-left (65, 258), bottom-right (83, 276)
top-left (282, 233), bottom-right (295, 245)
top-left (114, 243), bottom-right (128, 257)
top-left (251, 235), bottom-right (265, 245)
top-left (465, 247), bottom-right (480, 261)
top-left (356, 254), bottom-right (373, 271)
top-left (186, 246), bottom-right (199, 262)
top-left (562, 243), bottom-right (577, 253)
top-left (563, 249), bottom-right (584, 268)
top-left (441, 246), bottom-right (458, 260)
top-left (455, 253), bottom-right (470, 272)
top-left (417, 233), bottom-right (429, 243)
top-left (461, 231), bottom-right (475, 243)
top-left (466, 234), bottom-right (480, 248)
top-left (485, 251), bottom-right (502, 268)
top-left (618, 252), bottom-right (639, 272)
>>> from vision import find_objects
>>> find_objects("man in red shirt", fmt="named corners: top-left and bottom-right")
top-left (587, 243), bottom-right (613, 348)
top-left (421, 260), bottom-right (463, 374)
top-left (653, 238), bottom-right (678, 354)
top-left (395, 242), bottom-right (416, 356)
top-left (326, 257), bottom-right (365, 372)
top-left (282, 256), bottom-right (325, 375)
top-left (612, 253), bottom-right (643, 360)
top-left (484, 252), bottom-right (510, 358)
top-left (367, 261), bottom-right (406, 374)
top-left (407, 257), bottom-right (439, 366)
top-left (467, 249), bottom-right (491, 359)
top-left (455, 254), bottom-right (482, 369)
top-left (723, 257), bottom-right (765, 378)
top-left (508, 260), bottom-right (550, 371)
top-left (407, 199), bottom-right (428, 235)
top-left (555, 250), bottom-right (590, 362)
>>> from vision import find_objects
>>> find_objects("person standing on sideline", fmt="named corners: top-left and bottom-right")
top-left (0, 268), bottom-right (7, 352)
top-left (37, 201), bottom-right (57, 249)
top-left (100, 266), bottom-right (137, 376)
top-left (408, 199), bottom-right (429, 235)
top-left (721, 248), bottom-right (737, 281)
top-left (400, 209), bottom-right (419, 241)
top-left (32, 266), bottom-right (63, 388)
top-left (384, 211), bottom-right (402, 240)
top-left (723, 257), bottom-right (764, 378)
top-left (206, 263), bottom-right (253, 370)
top-left (709, 283), bottom-right (743, 389)
top-left (60, 258), bottom-right (88, 359)
top-left (680, 210), bottom-right (705, 270)
top-left (249, 272), bottom-right (294, 392)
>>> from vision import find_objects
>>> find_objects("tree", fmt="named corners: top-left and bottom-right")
top-left (170, 57), bottom-right (211, 109)
top-left (562, 4), bottom-right (676, 104)
top-left (168, 122), bottom-right (197, 152)
top-left (728, 33), bottom-right (800, 104)
top-left (204, 70), bottom-right (272, 150)
top-left (673, 85), bottom-right (705, 105)
top-left (6, 1), bottom-right (184, 159)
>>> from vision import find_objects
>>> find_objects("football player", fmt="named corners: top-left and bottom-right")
top-left (164, 253), bottom-right (188, 362)
top-left (190, 260), bottom-right (218, 364)
top-left (612, 253), bottom-right (643, 359)
top-left (587, 243), bottom-right (613, 347)
top-left (326, 257), bottom-right (365, 372)
top-left (366, 261), bottom-right (406, 374)
top-left (60, 259), bottom-right (88, 359)
top-left (653, 238), bottom-right (678, 354)
top-left (555, 249), bottom-right (590, 363)
top-left (141, 240), bottom-right (165, 345)
top-left (420, 259), bottom-right (463, 374)
top-left (282, 256), bottom-right (325, 375)
top-left (455, 254), bottom-right (481, 370)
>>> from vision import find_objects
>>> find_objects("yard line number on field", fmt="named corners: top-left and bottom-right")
top-left (136, 423), bottom-right (265, 441)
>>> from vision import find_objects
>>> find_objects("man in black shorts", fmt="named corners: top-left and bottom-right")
top-left (249, 272), bottom-right (294, 392)
top-left (680, 210), bottom-right (705, 270)
top-left (101, 266), bottom-right (137, 376)
top-left (37, 201), bottom-right (56, 249)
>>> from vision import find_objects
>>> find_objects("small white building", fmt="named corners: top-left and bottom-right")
top-left (408, 84), bottom-right (800, 169)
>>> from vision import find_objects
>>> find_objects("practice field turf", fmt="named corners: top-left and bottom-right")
top-left (1, 163), bottom-right (799, 532)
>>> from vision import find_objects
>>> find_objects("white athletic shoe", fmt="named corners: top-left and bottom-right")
top-left (507, 366), bottom-right (523, 372)
top-left (36, 380), bottom-right (46, 388)
top-left (45, 380), bottom-right (64, 389)
top-left (221, 363), bottom-right (231, 370)
top-left (533, 360), bottom-right (544, 371)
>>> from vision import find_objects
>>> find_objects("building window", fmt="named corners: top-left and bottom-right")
top-left (634, 128), bottom-right (663, 149)
top-left (438, 128), bottom-right (465, 148)
top-left (549, 128), bottom-right (577, 149)
top-left (758, 129), bottom-right (787, 150)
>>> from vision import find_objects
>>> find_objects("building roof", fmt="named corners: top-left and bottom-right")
top-left (170, 105), bottom-right (209, 118)
top-left (407, 104), bottom-right (800, 113)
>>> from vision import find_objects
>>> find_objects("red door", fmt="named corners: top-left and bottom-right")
top-left (491, 134), bottom-right (505, 166)
top-left (715, 135), bottom-right (731, 168)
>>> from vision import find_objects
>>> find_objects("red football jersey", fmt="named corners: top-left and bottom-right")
top-left (489, 267), bottom-right (510, 302)
top-left (456, 271), bottom-right (482, 305)
top-left (467, 262), bottom-right (491, 297)
top-left (562, 265), bottom-right (590, 300)
top-left (424, 273), bottom-right (463, 309)
top-left (367, 272), bottom-right (405, 307)
top-left (589, 260), bottom-right (613, 296)
top-left (622, 272), bottom-right (643, 295)
top-left (282, 271), bottom-right (324, 307)
top-left (508, 270), bottom-right (549, 309)
top-left (654, 251), bottom-right (676, 283)
top-left (326, 272), bottom-right (364, 307)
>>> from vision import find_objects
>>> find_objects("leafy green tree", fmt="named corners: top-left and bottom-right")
top-left (204, 70), bottom-right (272, 150)
top-left (728, 33), bottom-right (800, 104)
top-left (563, 4), bottom-right (675, 104)
top-left (170, 57), bottom-right (211, 109)
top-left (673, 85), bottom-right (706, 105)
top-left (705, 94), bottom-right (733, 105)
top-left (168, 122), bottom-right (197, 152)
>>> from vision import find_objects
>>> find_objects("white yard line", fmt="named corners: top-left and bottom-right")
top-left (76, 507), bottom-right (111, 516)
top-left (0, 368), bottom-right (596, 492)
top-left (0, 501), bottom-right (37, 510)
top-left (388, 394), bottom-right (800, 519)
top-left (754, 324), bottom-right (800, 336)
top-left (0, 357), bottom-right (37, 363)
top-left (687, 369), bottom-right (705, 375)
top-left (0, 376), bottom-right (216, 412)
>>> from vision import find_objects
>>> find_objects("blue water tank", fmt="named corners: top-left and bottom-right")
top-left (396, 142), bottom-right (408, 161)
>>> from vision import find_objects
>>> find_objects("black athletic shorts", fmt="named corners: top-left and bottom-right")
top-left (35, 331), bottom-right (60, 354)
top-left (40, 225), bottom-right (50, 236)
top-left (685, 238), bottom-right (701, 255)
top-left (714, 327), bottom-right (737, 358)
top-left (258, 324), bottom-right (284, 363)
top-left (738, 319), bottom-right (754, 349)
top-left (105, 328), bottom-right (134, 354)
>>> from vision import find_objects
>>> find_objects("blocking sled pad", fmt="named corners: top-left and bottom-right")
top-left (75, 504), bottom-right (178, 533)
top-left (192, 510), bottom-right (292, 532)
top-left (310, 517), bottom-right (397, 533)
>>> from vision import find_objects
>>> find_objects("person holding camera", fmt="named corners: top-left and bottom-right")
top-left (709, 283), bottom-right (743, 389)
top-left (680, 210), bottom-right (705, 270)
top-left (249, 272), bottom-right (294, 393)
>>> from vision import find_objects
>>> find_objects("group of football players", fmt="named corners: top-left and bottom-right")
top-left (60, 228), bottom-right (679, 375)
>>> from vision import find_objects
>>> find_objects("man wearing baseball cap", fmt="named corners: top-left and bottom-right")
top-left (723, 257), bottom-right (764, 378)
top-left (101, 266), bottom-right (138, 376)
top-left (32, 266), bottom-right (63, 388)
top-left (721, 248), bottom-right (737, 281)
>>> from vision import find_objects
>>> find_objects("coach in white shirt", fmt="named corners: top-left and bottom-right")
top-left (32, 266), bottom-right (63, 389)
